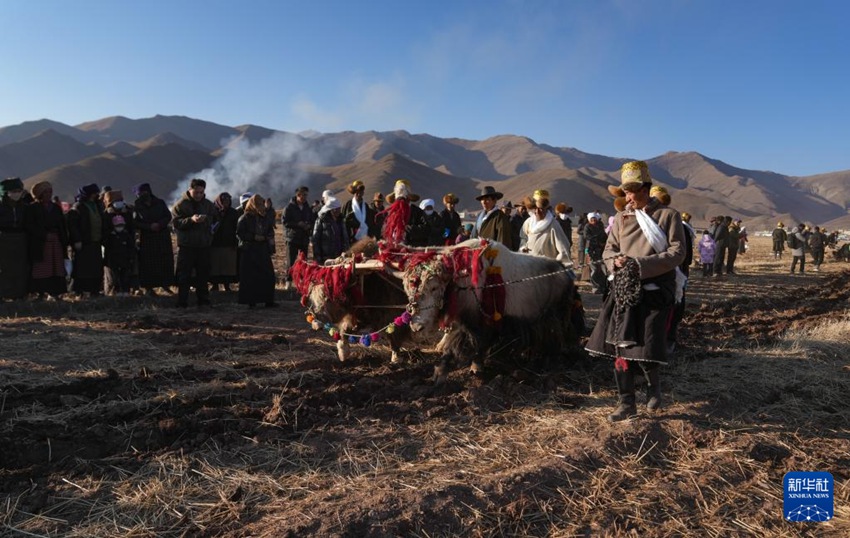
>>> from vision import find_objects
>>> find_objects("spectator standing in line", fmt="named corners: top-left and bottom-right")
top-left (171, 179), bottom-right (219, 308)
top-left (237, 194), bottom-right (277, 308)
top-left (0, 177), bottom-right (31, 300)
top-left (25, 182), bottom-right (68, 299)
top-left (102, 190), bottom-right (137, 294)
top-left (103, 215), bottom-right (136, 296)
top-left (808, 225), bottom-right (826, 272)
top-left (371, 192), bottom-right (386, 237)
top-left (726, 218), bottom-right (740, 275)
top-left (711, 215), bottom-right (729, 277)
top-left (554, 203), bottom-right (573, 252)
top-left (473, 186), bottom-right (514, 250)
top-left (440, 193), bottom-right (462, 244)
top-left (698, 231), bottom-right (716, 277)
top-left (282, 186), bottom-right (314, 289)
top-left (341, 181), bottom-right (378, 243)
top-left (788, 224), bottom-right (807, 274)
top-left (312, 197), bottom-right (349, 264)
top-left (209, 193), bottom-right (239, 292)
top-left (419, 198), bottom-right (446, 246)
top-left (582, 211), bottom-right (608, 294)
top-left (67, 183), bottom-right (105, 297)
top-left (133, 183), bottom-right (174, 295)
top-left (772, 222), bottom-right (787, 259)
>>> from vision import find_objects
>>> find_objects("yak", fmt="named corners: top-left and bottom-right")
top-left (297, 260), bottom-right (418, 363)
top-left (401, 238), bottom-right (583, 381)
top-left (831, 243), bottom-right (850, 262)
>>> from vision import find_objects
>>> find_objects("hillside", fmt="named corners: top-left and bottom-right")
top-left (306, 152), bottom-right (480, 207)
top-left (0, 130), bottom-right (105, 178)
top-left (75, 114), bottom-right (239, 150)
top-left (2, 114), bottom-right (849, 229)
top-left (23, 153), bottom-right (170, 201)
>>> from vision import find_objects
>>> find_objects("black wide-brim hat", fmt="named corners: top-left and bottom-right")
top-left (475, 186), bottom-right (504, 201)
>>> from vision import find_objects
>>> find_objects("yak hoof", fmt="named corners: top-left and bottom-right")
top-left (336, 340), bottom-right (350, 362)
top-left (431, 366), bottom-right (448, 386)
top-left (391, 351), bottom-right (401, 364)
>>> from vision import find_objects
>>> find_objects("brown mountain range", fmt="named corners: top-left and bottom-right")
top-left (2, 114), bottom-right (849, 231)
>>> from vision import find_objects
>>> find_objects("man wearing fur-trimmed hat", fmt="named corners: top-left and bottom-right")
top-left (341, 181), bottom-right (379, 244)
top-left (473, 186), bottom-right (514, 250)
top-left (440, 193), bottom-right (462, 244)
top-left (518, 189), bottom-right (571, 263)
top-left (585, 160), bottom-right (686, 422)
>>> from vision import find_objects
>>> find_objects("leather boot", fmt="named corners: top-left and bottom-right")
top-left (645, 366), bottom-right (662, 411)
top-left (608, 366), bottom-right (638, 422)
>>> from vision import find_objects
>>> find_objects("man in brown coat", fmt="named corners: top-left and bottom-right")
top-left (585, 161), bottom-right (686, 422)
top-left (473, 186), bottom-right (514, 250)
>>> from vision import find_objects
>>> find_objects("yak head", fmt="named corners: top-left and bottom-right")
top-left (402, 260), bottom-right (450, 333)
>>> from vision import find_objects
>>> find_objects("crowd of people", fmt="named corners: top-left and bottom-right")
top-left (3, 174), bottom-right (842, 308)
top-left (3, 169), bottom-right (848, 423)
top-left (0, 177), bottom-right (278, 309)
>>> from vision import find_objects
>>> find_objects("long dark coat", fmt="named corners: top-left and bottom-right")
top-left (133, 195), bottom-right (174, 288)
top-left (237, 213), bottom-right (276, 305)
top-left (67, 200), bottom-right (105, 293)
top-left (0, 196), bottom-right (30, 299)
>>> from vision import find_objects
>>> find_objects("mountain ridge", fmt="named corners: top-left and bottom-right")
top-left (2, 114), bottom-right (848, 230)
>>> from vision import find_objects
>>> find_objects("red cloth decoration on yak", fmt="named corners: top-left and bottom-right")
top-left (290, 253), bottom-right (354, 304)
top-left (478, 245), bottom-right (505, 324)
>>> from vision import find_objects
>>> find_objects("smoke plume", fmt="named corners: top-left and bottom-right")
top-left (170, 132), bottom-right (326, 207)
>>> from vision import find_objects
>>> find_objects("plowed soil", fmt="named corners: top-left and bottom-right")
top-left (1, 236), bottom-right (848, 537)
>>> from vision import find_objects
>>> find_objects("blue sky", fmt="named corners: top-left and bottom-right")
top-left (1, 0), bottom-right (848, 176)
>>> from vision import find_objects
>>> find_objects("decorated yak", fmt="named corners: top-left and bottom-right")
top-left (401, 238), bottom-right (583, 380)
top-left (291, 254), bottom-right (421, 363)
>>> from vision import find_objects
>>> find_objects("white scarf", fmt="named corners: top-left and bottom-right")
top-left (351, 197), bottom-right (368, 240)
top-left (527, 210), bottom-right (554, 235)
top-left (634, 208), bottom-right (687, 303)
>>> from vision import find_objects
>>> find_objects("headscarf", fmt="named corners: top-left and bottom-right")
top-left (215, 192), bottom-right (232, 211)
top-left (31, 181), bottom-right (52, 201)
top-left (0, 177), bottom-right (24, 198)
top-left (133, 183), bottom-right (152, 196)
top-left (78, 183), bottom-right (100, 200)
top-left (318, 196), bottom-right (341, 216)
top-left (244, 194), bottom-right (266, 217)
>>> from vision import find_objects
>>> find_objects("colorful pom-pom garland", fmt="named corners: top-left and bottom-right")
top-left (305, 311), bottom-right (403, 346)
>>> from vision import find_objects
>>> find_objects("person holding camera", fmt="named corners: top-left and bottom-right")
top-left (171, 178), bottom-right (218, 308)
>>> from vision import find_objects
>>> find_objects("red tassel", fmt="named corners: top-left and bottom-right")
top-left (478, 247), bottom-right (505, 325)
top-left (380, 198), bottom-right (411, 246)
top-left (615, 357), bottom-right (629, 372)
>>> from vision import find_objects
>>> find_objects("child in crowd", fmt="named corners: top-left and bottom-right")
top-left (698, 230), bottom-right (716, 277)
top-left (455, 223), bottom-right (474, 244)
top-left (104, 215), bottom-right (136, 295)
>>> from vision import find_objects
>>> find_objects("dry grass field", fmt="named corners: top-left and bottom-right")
top-left (1, 235), bottom-right (848, 537)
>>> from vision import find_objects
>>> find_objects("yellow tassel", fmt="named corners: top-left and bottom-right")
top-left (486, 266), bottom-right (502, 275)
top-left (386, 325), bottom-right (395, 334)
